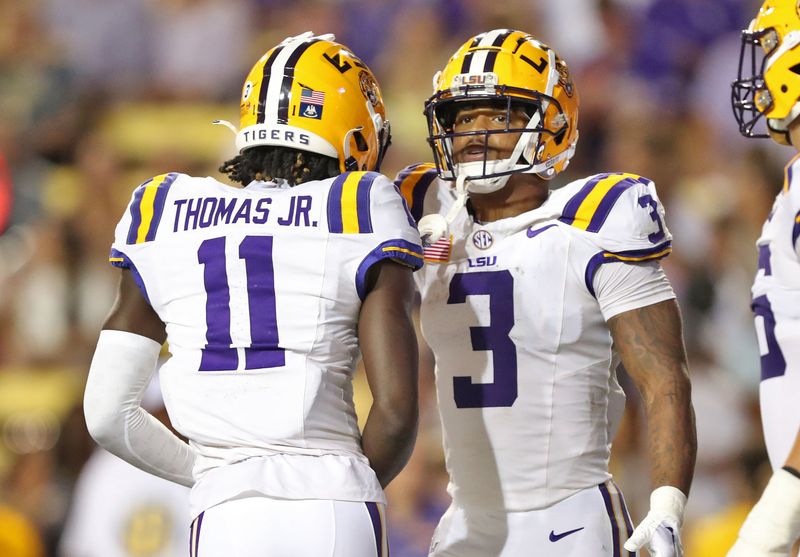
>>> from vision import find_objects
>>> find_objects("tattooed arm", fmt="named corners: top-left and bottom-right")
top-left (608, 298), bottom-right (696, 495)
top-left (609, 298), bottom-right (696, 555)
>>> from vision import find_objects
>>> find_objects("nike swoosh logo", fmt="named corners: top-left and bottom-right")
top-left (549, 527), bottom-right (585, 542)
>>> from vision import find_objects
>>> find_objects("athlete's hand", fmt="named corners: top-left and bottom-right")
top-left (624, 486), bottom-right (686, 557)
top-left (726, 468), bottom-right (800, 557)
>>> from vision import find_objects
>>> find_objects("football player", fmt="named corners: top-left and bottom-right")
top-left (83, 32), bottom-right (422, 556)
top-left (395, 30), bottom-right (696, 556)
top-left (728, 2), bottom-right (800, 556)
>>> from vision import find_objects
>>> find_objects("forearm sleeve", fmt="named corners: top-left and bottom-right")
top-left (83, 330), bottom-right (195, 487)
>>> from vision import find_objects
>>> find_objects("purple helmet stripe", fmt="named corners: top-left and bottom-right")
top-left (483, 30), bottom-right (515, 73)
top-left (277, 39), bottom-right (321, 125)
top-left (460, 33), bottom-right (486, 74)
top-left (257, 46), bottom-right (286, 125)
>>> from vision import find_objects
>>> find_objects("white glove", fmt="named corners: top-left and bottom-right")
top-left (726, 468), bottom-right (800, 557)
top-left (418, 214), bottom-right (449, 245)
top-left (624, 486), bottom-right (687, 557)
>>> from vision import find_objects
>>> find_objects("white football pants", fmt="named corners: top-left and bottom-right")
top-left (429, 480), bottom-right (636, 557)
top-left (188, 496), bottom-right (387, 556)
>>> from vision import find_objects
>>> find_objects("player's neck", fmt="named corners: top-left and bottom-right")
top-left (468, 174), bottom-right (549, 223)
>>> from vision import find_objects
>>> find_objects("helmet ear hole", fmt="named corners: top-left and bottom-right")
top-left (353, 131), bottom-right (369, 152)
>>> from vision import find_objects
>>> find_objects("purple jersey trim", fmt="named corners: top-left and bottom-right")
top-left (327, 173), bottom-right (349, 233)
top-left (613, 480), bottom-right (635, 538)
top-left (599, 482), bottom-right (636, 557)
top-left (758, 244), bottom-right (772, 276)
top-left (583, 241), bottom-right (672, 298)
top-left (793, 210), bottom-right (800, 246)
top-left (365, 502), bottom-right (384, 557)
top-left (144, 173), bottom-right (179, 242)
top-left (125, 184), bottom-right (148, 244)
top-left (189, 511), bottom-right (204, 557)
top-left (355, 239), bottom-right (424, 300)
top-left (394, 164), bottom-right (438, 223)
top-left (586, 178), bottom-right (641, 233)
top-left (327, 172), bottom-right (377, 234)
top-left (559, 173), bottom-right (611, 226)
top-left (356, 172), bottom-right (379, 234)
top-left (598, 483), bottom-right (621, 557)
top-left (109, 248), bottom-right (151, 306)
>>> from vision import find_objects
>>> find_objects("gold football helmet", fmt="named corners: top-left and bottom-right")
top-left (425, 29), bottom-right (579, 193)
top-left (733, 0), bottom-right (800, 144)
top-left (234, 32), bottom-right (390, 171)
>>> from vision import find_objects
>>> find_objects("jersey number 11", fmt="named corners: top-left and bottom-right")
top-left (198, 235), bottom-right (285, 371)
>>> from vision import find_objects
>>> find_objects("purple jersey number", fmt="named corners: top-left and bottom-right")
top-left (752, 294), bottom-right (786, 381)
top-left (637, 194), bottom-right (666, 244)
top-left (448, 270), bottom-right (518, 408)
top-left (198, 235), bottom-right (285, 371)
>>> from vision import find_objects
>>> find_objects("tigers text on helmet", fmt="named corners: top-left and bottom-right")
top-left (424, 29), bottom-right (579, 194)
top-left (733, 0), bottom-right (800, 145)
top-left (234, 32), bottom-right (391, 172)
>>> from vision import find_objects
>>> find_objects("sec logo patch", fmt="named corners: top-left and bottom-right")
top-left (472, 229), bottom-right (493, 249)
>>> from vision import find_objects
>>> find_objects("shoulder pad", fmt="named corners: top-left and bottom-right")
top-left (327, 171), bottom-right (391, 234)
top-left (123, 172), bottom-right (182, 245)
top-left (556, 172), bottom-right (672, 259)
top-left (394, 163), bottom-right (438, 222)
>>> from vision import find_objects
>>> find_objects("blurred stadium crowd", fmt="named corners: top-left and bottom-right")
top-left (0, 0), bottom-right (787, 555)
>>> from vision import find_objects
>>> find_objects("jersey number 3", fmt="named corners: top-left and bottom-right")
top-left (448, 270), bottom-right (518, 408)
top-left (198, 235), bottom-right (285, 371)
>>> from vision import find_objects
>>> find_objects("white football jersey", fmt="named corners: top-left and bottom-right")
top-left (752, 155), bottom-right (800, 470)
top-left (109, 171), bottom-right (422, 517)
top-left (396, 164), bottom-right (675, 512)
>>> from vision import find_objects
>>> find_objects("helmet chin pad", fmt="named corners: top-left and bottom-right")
top-left (454, 161), bottom-right (512, 193)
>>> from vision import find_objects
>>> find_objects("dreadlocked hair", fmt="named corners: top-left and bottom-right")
top-left (219, 147), bottom-right (340, 186)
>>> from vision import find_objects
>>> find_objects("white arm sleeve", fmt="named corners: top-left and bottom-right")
top-left (594, 260), bottom-right (676, 321)
top-left (83, 330), bottom-right (195, 487)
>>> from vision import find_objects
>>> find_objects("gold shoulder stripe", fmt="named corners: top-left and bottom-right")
top-left (570, 173), bottom-right (641, 231)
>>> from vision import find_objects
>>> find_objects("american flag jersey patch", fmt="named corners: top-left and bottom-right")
top-left (423, 235), bottom-right (451, 262)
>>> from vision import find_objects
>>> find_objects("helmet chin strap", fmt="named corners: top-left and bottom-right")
top-left (418, 175), bottom-right (469, 245)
